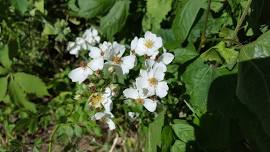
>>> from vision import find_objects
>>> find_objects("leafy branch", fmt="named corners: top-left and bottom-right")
top-left (198, 0), bottom-right (212, 52)
top-left (232, 0), bottom-right (253, 41)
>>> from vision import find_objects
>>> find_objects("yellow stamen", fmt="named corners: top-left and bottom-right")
top-left (112, 56), bottom-right (122, 64)
top-left (89, 93), bottom-right (103, 108)
top-left (136, 98), bottom-right (144, 104)
top-left (148, 77), bottom-right (158, 86)
top-left (144, 39), bottom-right (154, 49)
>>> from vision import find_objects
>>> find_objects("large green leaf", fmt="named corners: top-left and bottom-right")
top-left (145, 110), bottom-right (165, 152)
top-left (236, 58), bottom-right (270, 137)
top-left (142, 0), bottom-right (173, 32)
top-left (0, 76), bottom-right (8, 101)
top-left (14, 72), bottom-right (49, 97)
top-left (201, 42), bottom-right (239, 69)
top-left (9, 79), bottom-right (37, 113)
top-left (11, 0), bottom-right (29, 14)
top-left (170, 140), bottom-right (186, 152)
top-left (182, 58), bottom-right (234, 115)
top-left (207, 72), bottom-right (270, 152)
top-left (100, 0), bottom-right (130, 40)
top-left (68, 0), bottom-right (115, 19)
top-left (174, 44), bottom-right (199, 64)
top-left (0, 45), bottom-right (12, 69)
top-left (172, 120), bottom-right (195, 142)
top-left (172, 0), bottom-right (207, 41)
top-left (161, 126), bottom-right (174, 152)
top-left (239, 31), bottom-right (270, 62)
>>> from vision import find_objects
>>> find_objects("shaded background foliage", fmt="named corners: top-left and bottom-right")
top-left (0, 0), bottom-right (270, 151)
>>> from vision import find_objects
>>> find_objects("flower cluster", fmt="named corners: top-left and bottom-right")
top-left (67, 28), bottom-right (174, 130)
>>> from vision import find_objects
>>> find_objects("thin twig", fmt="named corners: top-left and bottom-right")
top-left (109, 134), bottom-right (119, 152)
top-left (48, 125), bottom-right (60, 152)
top-left (198, 0), bottom-right (212, 52)
top-left (232, 0), bottom-right (252, 41)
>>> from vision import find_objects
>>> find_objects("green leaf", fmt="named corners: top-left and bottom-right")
top-left (0, 76), bottom-right (8, 101)
top-left (142, 0), bottom-right (173, 32)
top-left (68, 0), bottom-right (115, 19)
top-left (182, 58), bottom-right (234, 115)
top-left (145, 110), bottom-right (165, 152)
top-left (42, 22), bottom-right (56, 36)
top-left (172, 120), bottom-right (195, 142)
top-left (0, 45), bottom-right (12, 69)
top-left (172, 0), bottom-right (207, 41)
top-left (100, 0), bottom-right (130, 40)
top-left (239, 31), bottom-right (270, 62)
top-left (11, 0), bottom-right (29, 14)
top-left (34, 0), bottom-right (45, 13)
top-left (161, 126), bottom-right (174, 152)
top-left (201, 42), bottom-right (239, 69)
top-left (170, 140), bottom-right (186, 152)
top-left (0, 66), bottom-right (8, 75)
top-left (14, 72), bottom-right (49, 97)
top-left (9, 79), bottom-right (37, 113)
top-left (236, 58), bottom-right (270, 137)
top-left (174, 44), bottom-right (199, 64)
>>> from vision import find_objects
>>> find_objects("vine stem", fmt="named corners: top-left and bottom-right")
top-left (198, 0), bottom-right (212, 52)
top-left (232, 0), bottom-right (252, 41)
top-left (109, 133), bottom-right (119, 152)
top-left (48, 125), bottom-right (60, 152)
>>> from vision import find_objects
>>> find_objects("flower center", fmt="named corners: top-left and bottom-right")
top-left (112, 56), bottom-right (122, 64)
top-left (80, 61), bottom-right (88, 68)
top-left (148, 77), bottom-right (158, 86)
top-left (89, 94), bottom-right (103, 108)
top-left (136, 98), bottom-right (144, 104)
top-left (144, 39), bottom-right (154, 49)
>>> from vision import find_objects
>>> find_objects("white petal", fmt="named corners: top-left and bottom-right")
top-left (131, 37), bottom-right (138, 50)
top-left (102, 98), bottom-right (113, 112)
top-left (145, 59), bottom-right (155, 69)
top-left (68, 67), bottom-right (92, 84)
top-left (144, 31), bottom-right (156, 40)
top-left (156, 81), bottom-right (169, 98)
top-left (135, 38), bottom-right (147, 56)
top-left (153, 67), bottom-right (165, 81)
top-left (89, 47), bottom-right (101, 58)
top-left (92, 28), bottom-right (98, 36)
top-left (106, 118), bottom-right (116, 130)
top-left (160, 52), bottom-right (174, 65)
top-left (146, 49), bottom-right (159, 57)
top-left (143, 99), bottom-right (157, 112)
top-left (89, 57), bottom-right (104, 71)
top-left (121, 55), bottom-right (136, 74)
top-left (154, 62), bottom-right (167, 73)
top-left (136, 77), bottom-right (149, 89)
top-left (123, 88), bottom-right (139, 99)
top-left (69, 46), bottom-right (81, 57)
top-left (95, 36), bottom-right (101, 43)
top-left (93, 112), bottom-right (105, 120)
top-left (154, 37), bottom-right (163, 49)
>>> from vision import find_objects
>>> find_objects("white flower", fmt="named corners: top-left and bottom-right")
top-left (82, 28), bottom-right (100, 45)
top-left (145, 49), bottom-right (174, 72)
top-left (92, 111), bottom-right (116, 130)
top-left (135, 31), bottom-right (163, 57)
top-left (128, 112), bottom-right (139, 120)
top-left (88, 46), bottom-right (105, 71)
top-left (131, 37), bottom-right (138, 53)
top-left (67, 28), bottom-right (100, 57)
top-left (106, 42), bottom-right (136, 74)
top-left (136, 66), bottom-right (168, 98)
top-left (123, 87), bottom-right (157, 112)
top-left (67, 42), bottom-right (81, 57)
top-left (68, 62), bottom-right (93, 84)
top-left (88, 89), bottom-right (113, 112)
